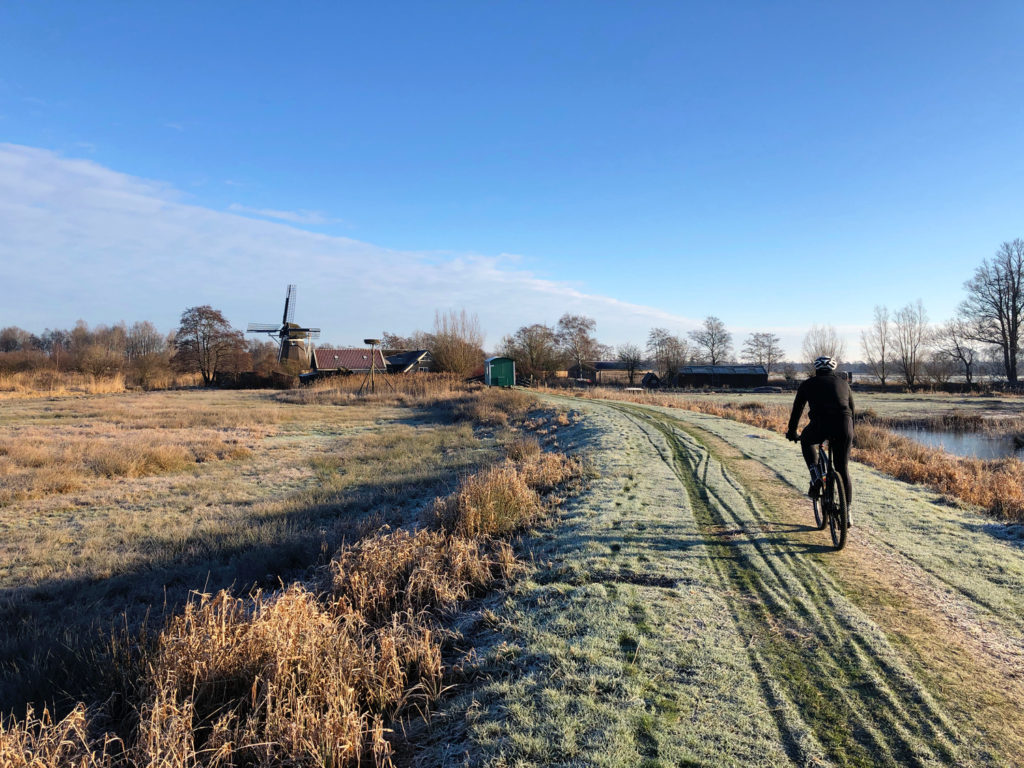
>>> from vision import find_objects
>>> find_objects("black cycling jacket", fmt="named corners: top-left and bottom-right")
top-left (787, 370), bottom-right (855, 434)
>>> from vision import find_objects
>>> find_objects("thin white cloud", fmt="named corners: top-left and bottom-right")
top-left (227, 203), bottom-right (336, 226)
top-left (0, 143), bottom-right (706, 347)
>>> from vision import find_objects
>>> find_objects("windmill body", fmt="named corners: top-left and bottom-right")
top-left (247, 284), bottom-right (321, 367)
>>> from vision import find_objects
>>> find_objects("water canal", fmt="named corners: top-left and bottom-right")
top-left (890, 426), bottom-right (1024, 460)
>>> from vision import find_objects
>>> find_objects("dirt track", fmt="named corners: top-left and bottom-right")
top-left (441, 395), bottom-right (1024, 767)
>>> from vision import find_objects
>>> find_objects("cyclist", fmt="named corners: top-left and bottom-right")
top-left (785, 356), bottom-right (855, 516)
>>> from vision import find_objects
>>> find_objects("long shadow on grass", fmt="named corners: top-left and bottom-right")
top-left (0, 461), bottom-right (483, 718)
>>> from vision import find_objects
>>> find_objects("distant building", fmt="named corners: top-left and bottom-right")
top-left (484, 356), bottom-right (516, 387)
top-left (641, 372), bottom-right (661, 389)
top-left (567, 360), bottom-right (656, 385)
top-left (385, 349), bottom-right (434, 374)
top-left (311, 347), bottom-right (387, 374)
top-left (676, 365), bottom-right (768, 388)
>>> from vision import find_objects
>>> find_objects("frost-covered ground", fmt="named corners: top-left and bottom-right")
top-left (421, 394), bottom-right (1024, 767)
top-left (676, 389), bottom-right (1024, 421)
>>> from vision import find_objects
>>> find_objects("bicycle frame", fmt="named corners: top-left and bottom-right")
top-left (810, 438), bottom-right (848, 550)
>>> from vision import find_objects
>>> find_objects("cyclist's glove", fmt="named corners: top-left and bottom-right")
top-left (785, 429), bottom-right (798, 442)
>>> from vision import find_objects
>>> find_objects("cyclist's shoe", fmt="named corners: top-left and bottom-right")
top-left (807, 479), bottom-right (822, 498)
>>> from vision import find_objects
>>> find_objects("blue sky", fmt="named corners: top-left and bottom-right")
top-left (2, 2), bottom-right (1023, 356)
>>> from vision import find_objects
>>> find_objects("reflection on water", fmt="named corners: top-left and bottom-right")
top-left (891, 427), bottom-right (1022, 460)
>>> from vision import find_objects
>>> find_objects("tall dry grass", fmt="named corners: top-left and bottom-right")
top-left (280, 373), bottom-right (470, 407)
top-left (0, 370), bottom-right (203, 399)
top-left (430, 439), bottom-right (583, 538)
top-left (0, 431), bottom-right (251, 505)
top-left (279, 376), bottom-right (538, 430)
top-left (565, 387), bottom-right (1024, 520)
top-left (0, 401), bottom-right (584, 767)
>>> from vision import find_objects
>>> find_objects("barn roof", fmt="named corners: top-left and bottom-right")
top-left (313, 347), bottom-right (387, 371)
top-left (385, 349), bottom-right (431, 373)
top-left (678, 365), bottom-right (767, 375)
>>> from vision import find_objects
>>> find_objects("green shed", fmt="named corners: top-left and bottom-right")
top-left (484, 356), bottom-right (516, 387)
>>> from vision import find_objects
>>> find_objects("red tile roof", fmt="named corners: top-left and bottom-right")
top-left (313, 347), bottom-right (387, 371)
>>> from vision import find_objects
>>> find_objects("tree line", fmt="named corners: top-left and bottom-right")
top-left (856, 239), bottom-right (1024, 387)
top-left (0, 308), bottom-right (280, 387)
top-left (4, 238), bottom-right (1022, 388)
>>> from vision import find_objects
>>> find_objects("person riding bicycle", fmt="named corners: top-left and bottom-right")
top-left (785, 356), bottom-right (855, 514)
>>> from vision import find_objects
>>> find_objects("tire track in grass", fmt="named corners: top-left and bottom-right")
top-left (607, 402), bottom-right (976, 767)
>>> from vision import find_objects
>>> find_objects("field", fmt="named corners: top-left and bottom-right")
top-left (2, 384), bottom-right (1023, 766)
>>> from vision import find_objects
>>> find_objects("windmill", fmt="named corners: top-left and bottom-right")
top-left (247, 284), bottom-right (321, 366)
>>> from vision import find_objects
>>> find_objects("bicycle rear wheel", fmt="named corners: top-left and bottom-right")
top-left (827, 472), bottom-right (849, 550)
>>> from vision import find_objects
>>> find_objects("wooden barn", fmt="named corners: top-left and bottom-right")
top-left (676, 364), bottom-right (768, 388)
top-left (310, 347), bottom-right (387, 375)
top-left (385, 349), bottom-right (434, 374)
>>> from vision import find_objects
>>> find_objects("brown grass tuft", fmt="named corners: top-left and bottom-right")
top-left (329, 527), bottom-right (518, 623)
top-left (430, 449), bottom-right (583, 537)
top-left (504, 433), bottom-right (542, 463)
top-left (430, 463), bottom-right (541, 538)
top-left (0, 704), bottom-right (119, 767)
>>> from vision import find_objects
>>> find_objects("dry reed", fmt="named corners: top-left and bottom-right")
top-left (0, 704), bottom-right (119, 767)
top-left (430, 445), bottom-right (583, 537)
top-left (329, 527), bottom-right (518, 623)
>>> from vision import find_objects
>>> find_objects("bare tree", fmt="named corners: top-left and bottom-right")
top-left (860, 305), bottom-right (893, 387)
top-left (960, 239), bottom-right (1024, 384)
top-left (125, 321), bottom-right (170, 386)
top-left (892, 300), bottom-right (929, 387)
top-left (921, 350), bottom-right (957, 386)
top-left (500, 323), bottom-right (563, 381)
top-left (430, 309), bottom-right (485, 376)
top-left (688, 316), bottom-right (733, 365)
top-left (616, 343), bottom-right (644, 385)
top-left (125, 321), bottom-right (166, 361)
top-left (172, 305), bottom-right (246, 386)
top-left (932, 317), bottom-right (979, 386)
top-left (0, 326), bottom-right (33, 352)
top-left (802, 324), bottom-right (846, 369)
top-left (740, 332), bottom-right (784, 375)
top-left (557, 314), bottom-right (600, 377)
top-left (381, 329), bottom-right (434, 352)
top-left (647, 328), bottom-right (690, 384)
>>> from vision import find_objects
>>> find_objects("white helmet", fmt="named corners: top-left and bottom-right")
top-left (813, 356), bottom-right (838, 371)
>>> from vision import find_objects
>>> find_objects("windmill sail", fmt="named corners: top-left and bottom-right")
top-left (283, 284), bottom-right (297, 325)
top-left (248, 284), bottom-right (317, 366)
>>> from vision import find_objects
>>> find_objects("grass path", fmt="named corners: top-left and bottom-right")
top-left (429, 394), bottom-right (1024, 766)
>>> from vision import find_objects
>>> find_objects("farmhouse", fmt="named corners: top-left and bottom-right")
top-left (676, 364), bottom-right (768, 388)
top-left (385, 349), bottom-right (434, 374)
top-left (311, 347), bottom-right (387, 374)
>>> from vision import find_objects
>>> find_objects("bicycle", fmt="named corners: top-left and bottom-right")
top-left (810, 439), bottom-right (849, 550)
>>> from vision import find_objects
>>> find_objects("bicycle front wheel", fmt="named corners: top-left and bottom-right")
top-left (827, 472), bottom-right (849, 550)
top-left (812, 496), bottom-right (826, 530)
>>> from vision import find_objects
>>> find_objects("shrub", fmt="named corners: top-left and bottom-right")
top-left (431, 462), bottom-right (542, 538)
